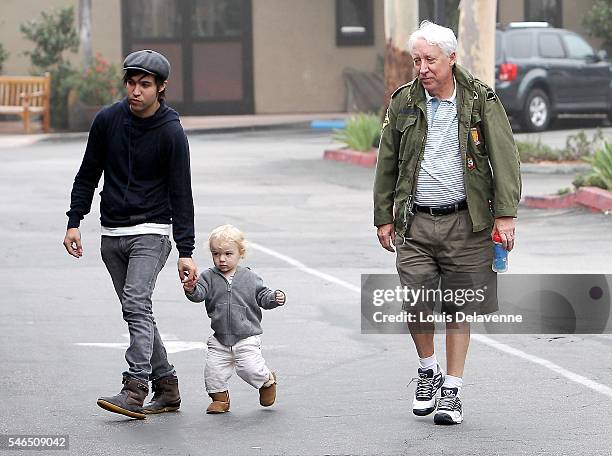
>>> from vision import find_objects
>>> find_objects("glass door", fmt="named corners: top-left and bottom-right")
top-left (122, 0), bottom-right (254, 114)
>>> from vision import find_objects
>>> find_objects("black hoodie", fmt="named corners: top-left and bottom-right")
top-left (67, 98), bottom-right (195, 257)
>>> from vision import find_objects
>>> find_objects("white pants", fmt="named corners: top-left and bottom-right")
top-left (205, 334), bottom-right (272, 393)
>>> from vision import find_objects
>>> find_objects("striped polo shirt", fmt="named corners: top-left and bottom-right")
top-left (414, 79), bottom-right (466, 206)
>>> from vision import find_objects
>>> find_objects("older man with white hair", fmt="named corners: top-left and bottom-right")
top-left (373, 21), bottom-right (521, 425)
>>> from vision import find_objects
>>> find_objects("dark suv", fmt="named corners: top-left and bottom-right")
top-left (495, 22), bottom-right (612, 132)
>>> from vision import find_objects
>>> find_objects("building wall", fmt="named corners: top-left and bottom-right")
top-left (0, 0), bottom-right (122, 75)
top-left (252, 0), bottom-right (385, 113)
top-left (497, 0), bottom-right (524, 24)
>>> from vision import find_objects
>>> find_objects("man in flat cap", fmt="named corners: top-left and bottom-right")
top-left (63, 49), bottom-right (197, 419)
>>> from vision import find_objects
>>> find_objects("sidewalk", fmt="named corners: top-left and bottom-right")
top-left (0, 112), bottom-right (350, 149)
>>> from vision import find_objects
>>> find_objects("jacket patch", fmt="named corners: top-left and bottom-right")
top-left (467, 156), bottom-right (477, 171)
top-left (470, 127), bottom-right (482, 146)
top-left (399, 107), bottom-right (417, 115)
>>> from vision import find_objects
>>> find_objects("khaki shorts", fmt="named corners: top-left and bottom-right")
top-left (396, 209), bottom-right (498, 317)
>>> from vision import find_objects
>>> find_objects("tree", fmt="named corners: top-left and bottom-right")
top-left (456, 0), bottom-right (496, 86)
top-left (583, 0), bottom-right (612, 53)
top-left (383, 0), bottom-right (418, 110)
top-left (79, 0), bottom-right (93, 68)
top-left (20, 7), bottom-right (79, 129)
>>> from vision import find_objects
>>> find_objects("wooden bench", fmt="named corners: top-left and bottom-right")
top-left (0, 73), bottom-right (51, 133)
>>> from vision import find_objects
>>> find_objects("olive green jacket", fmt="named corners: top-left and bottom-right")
top-left (373, 64), bottom-right (521, 237)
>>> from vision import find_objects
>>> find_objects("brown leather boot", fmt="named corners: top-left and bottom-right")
top-left (206, 391), bottom-right (230, 414)
top-left (259, 372), bottom-right (277, 407)
top-left (143, 375), bottom-right (181, 414)
top-left (97, 377), bottom-right (149, 419)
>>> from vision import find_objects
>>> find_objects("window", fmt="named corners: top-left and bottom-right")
top-left (192, 0), bottom-right (242, 38)
top-left (506, 33), bottom-right (533, 59)
top-left (525, 0), bottom-right (562, 28)
top-left (129, 0), bottom-right (182, 39)
top-left (418, 0), bottom-right (460, 35)
top-left (336, 0), bottom-right (374, 46)
top-left (538, 33), bottom-right (564, 58)
top-left (562, 34), bottom-right (594, 60)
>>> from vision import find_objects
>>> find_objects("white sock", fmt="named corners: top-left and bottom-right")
top-left (442, 375), bottom-right (463, 394)
top-left (418, 354), bottom-right (439, 373)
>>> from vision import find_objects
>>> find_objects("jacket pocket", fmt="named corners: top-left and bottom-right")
top-left (395, 115), bottom-right (417, 132)
top-left (230, 304), bottom-right (252, 335)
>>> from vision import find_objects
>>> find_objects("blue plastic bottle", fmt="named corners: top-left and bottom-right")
top-left (492, 231), bottom-right (508, 273)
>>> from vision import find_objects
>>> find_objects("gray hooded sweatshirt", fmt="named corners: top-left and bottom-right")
top-left (185, 266), bottom-right (283, 346)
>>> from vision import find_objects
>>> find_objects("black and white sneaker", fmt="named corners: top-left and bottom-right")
top-left (411, 367), bottom-right (444, 416)
top-left (433, 387), bottom-right (463, 425)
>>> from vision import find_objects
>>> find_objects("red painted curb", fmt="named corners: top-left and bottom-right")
top-left (323, 148), bottom-right (377, 167)
top-left (523, 186), bottom-right (612, 212)
top-left (522, 193), bottom-right (577, 209)
top-left (575, 186), bottom-right (612, 212)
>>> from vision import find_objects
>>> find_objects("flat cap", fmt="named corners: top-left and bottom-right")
top-left (123, 49), bottom-right (170, 80)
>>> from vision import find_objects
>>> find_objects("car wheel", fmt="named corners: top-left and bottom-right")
top-left (521, 89), bottom-right (551, 132)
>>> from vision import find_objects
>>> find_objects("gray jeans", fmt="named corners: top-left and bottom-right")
top-left (101, 234), bottom-right (175, 382)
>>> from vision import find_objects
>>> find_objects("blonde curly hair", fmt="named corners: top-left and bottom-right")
top-left (208, 224), bottom-right (247, 258)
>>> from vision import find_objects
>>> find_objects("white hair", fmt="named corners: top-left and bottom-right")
top-left (407, 20), bottom-right (457, 56)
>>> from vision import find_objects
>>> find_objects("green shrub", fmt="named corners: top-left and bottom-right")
top-left (20, 7), bottom-right (79, 129)
top-left (584, 142), bottom-right (612, 190)
top-left (564, 129), bottom-right (605, 160)
top-left (583, 0), bottom-right (612, 52)
top-left (557, 187), bottom-right (571, 196)
top-left (332, 113), bottom-right (381, 152)
top-left (0, 43), bottom-right (8, 74)
top-left (518, 130), bottom-right (605, 163)
top-left (515, 139), bottom-right (559, 162)
top-left (572, 172), bottom-right (608, 190)
top-left (68, 53), bottom-right (124, 106)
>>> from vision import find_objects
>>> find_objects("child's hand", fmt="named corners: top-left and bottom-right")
top-left (183, 278), bottom-right (197, 293)
top-left (275, 290), bottom-right (286, 305)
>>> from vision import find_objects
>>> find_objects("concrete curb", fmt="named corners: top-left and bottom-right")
top-left (523, 187), bottom-right (612, 212)
top-left (323, 148), bottom-right (377, 167)
top-left (521, 163), bottom-right (591, 175)
top-left (0, 121), bottom-right (318, 149)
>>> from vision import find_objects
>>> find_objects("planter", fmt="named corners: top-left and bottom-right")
top-left (323, 147), bottom-right (377, 167)
top-left (523, 186), bottom-right (612, 212)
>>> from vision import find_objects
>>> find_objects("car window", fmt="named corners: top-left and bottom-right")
top-left (506, 32), bottom-right (533, 58)
top-left (562, 34), bottom-right (594, 59)
top-left (538, 33), bottom-right (565, 58)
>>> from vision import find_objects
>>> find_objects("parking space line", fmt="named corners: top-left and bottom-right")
top-left (251, 241), bottom-right (612, 400)
top-left (250, 242), bottom-right (361, 293)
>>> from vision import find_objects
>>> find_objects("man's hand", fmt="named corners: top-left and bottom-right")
top-left (275, 290), bottom-right (286, 305)
top-left (178, 257), bottom-right (198, 287)
top-left (63, 228), bottom-right (83, 258)
top-left (492, 217), bottom-right (516, 251)
top-left (376, 223), bottom-right (396, 253)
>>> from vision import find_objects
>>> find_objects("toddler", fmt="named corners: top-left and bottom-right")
top-left (184, 224), bottom-right (286, 413)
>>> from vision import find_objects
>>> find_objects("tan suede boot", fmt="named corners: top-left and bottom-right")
top-left (206, 391), bottom-right (230, 414)
top-left (259, 372), bottom-right (277, 407)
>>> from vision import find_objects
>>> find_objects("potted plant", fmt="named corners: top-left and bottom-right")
top-left (68, 53), bottom-right (124, 131)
